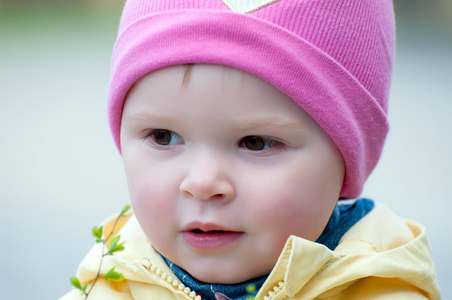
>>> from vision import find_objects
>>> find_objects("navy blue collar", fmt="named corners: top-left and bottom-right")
top-left (161, 255), bottom-right (266, 300)
top-left (316, 198), bottom-right (375, 250)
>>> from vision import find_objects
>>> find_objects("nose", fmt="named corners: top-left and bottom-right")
top-left (180, 154), bottom-right (235, 202)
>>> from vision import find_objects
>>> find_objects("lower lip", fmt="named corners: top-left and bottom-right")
top-left (181, 231), bottom-right (244, 250)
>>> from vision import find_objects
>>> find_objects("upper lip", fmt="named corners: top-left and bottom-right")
top-left (182, 221), bottom-right (239, 233)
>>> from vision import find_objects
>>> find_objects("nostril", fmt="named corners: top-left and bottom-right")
top-left (180, 176), bottom-right (235, 202)
top-left (211, 194), bottom-right (225, 200)
top-left (181, 189), bottom-right (193, 198)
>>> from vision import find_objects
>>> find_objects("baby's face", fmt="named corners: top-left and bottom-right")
top-left (120, 65), bottom-right (344, 284)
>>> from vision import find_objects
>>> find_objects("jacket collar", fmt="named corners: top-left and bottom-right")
top-left (75, 205), bottom-right (439, 300)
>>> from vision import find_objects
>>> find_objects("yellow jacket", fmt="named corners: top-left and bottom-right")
top-left (60, 205), bottom-right (441, 299)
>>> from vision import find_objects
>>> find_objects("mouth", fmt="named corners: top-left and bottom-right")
top-left (189, 229), bottom-right (231, 234)
top-left (181, 228), bottom-right (244, 250)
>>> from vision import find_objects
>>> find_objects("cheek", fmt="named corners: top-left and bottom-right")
top-left (124, 159), bottom-right (179, 231)
top-left (255, 192), bottom-right (329, 240)
top-left (243, 161), bottom-right (339, 241)
top-left (126, 172), bottom-right (181, 254)
top-left (128, 174), bottom-right (175, 211)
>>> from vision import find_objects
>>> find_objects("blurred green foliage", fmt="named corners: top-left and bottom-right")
top-left (0, 1), bottom-right (122, 39)
top-left (0, 0), bottom-right (450, 30)
top-left (0, 0), bottom-right (124, 8)
top-left (394, 0), bottom-right (452, 28)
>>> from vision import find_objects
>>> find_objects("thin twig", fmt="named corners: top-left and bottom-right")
top-left (84, 240), bottom-right (107, 298)
top-left (80, 205), bottom-right (129, 299)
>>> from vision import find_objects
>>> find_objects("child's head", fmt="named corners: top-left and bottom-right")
top-left (108, 0), bottom-right (395, 284)
top-left (120, 64), bottom-right (345, 283)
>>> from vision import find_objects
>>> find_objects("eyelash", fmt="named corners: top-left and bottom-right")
top-left (143, 130), bottom-right (285, 152)
top-left (239, 136), bottom-right (285, 152)
top-left (144, 129), bottom-right (183, 146)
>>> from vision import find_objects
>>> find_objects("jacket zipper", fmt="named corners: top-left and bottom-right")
top-left (262, 281), bottom-right (285, 300)
top-left (140, 257), bottom-right (285, 300)
top-left (141, 257), bottom-right (202, 300)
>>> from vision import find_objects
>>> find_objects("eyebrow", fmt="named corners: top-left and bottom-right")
top-left (123, 112), bottom-right (173, 123)
top-left (230, 117), bottom-right (303, 132)
top-left (124, 113), bottom-right (304, 131)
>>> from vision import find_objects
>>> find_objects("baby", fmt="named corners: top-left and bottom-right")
top-left (62, 0), bottom-right (441, 299)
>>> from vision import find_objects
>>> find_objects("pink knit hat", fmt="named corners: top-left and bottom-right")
top-left (108, 0), bottom-right (395, 198)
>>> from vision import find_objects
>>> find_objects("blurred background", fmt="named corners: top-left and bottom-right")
top-left (0, 0), bottom-right (451, 299)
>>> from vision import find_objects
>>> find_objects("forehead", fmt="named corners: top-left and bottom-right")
top-left (128, 64), bottom-right (271, 99)
top-left (121, 64), bottom-right (327, 140)
top-left (124, 64), bottom-right (309, 119)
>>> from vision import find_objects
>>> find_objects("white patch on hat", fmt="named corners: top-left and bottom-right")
top-left (221, 0), bottom-right (280, 14)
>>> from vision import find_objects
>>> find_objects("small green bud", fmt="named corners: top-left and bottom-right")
top-left (103, 267), bottom-right (125, 282)
top-left (107, 235), bottom-right (125, 255)
top-left (70, 277), bottom-right (82, 290)
top-left (91, 225), bottom-right (104, 242)
top-left (246, 283), bottom-right (257, 294)
top-left (120, 204), bottom-right (131, 217)
top-left (70, 276), bottom-right (88, 293)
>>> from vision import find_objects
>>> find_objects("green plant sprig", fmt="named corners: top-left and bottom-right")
top-left (70, 204), bottom-right (130, 299)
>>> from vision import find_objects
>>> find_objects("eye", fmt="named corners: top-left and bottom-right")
top-left (240, 136), bottom-right (283, 151)
top-left (147, 129), bottom-right (183, 146)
